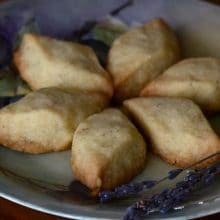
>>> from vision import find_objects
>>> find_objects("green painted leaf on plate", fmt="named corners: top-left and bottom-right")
top-left (0, 69), bottom-right (31, 97)
top-left (93, 16), bottom-right (128, 45)
top-left (14, 17), bottom-right (39, 50)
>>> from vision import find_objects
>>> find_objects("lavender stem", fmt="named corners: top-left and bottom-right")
top-left (99, 151), bottom-right (220, 202)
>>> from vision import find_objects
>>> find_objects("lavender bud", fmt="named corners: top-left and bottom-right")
top-left (142, 180), bottom-right (156, 189)
top-left (168, 169), bottom-right (183, 179)
top-left (174, 190), bottom-right (188, 201)
top-left (159, 199), bottom-right (173, 213)
top-left (115, 185), bottom-right (129, 197)
top-left (185, 171), bottom-right (200, 184)
top-left (123, 206), bottom-right (140, 220)
top-left (176, 181), bottom-right (190, 190)
top-left (153, 194), bottom-right (165, 205)
top-left (99, 191), bottom-right (115, 203)
top-left (162, 188), bottom-right (173, 196)
top-left (128, 182), bottom-right (143, 193)
top-left (203, 172), bottom-right (215, 185)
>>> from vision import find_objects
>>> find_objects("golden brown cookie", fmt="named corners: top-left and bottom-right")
top-left (14, 33), bottom-right (113, 98)
top-left (107, 18), bottom-right (180, 103)
top-left (141, 57), bottom-right (220, 112)
top-left (124, 97), bottom-right (220, 168)
top-left (0, 88), bottom-right (108, 154)
top-left (71, 108), bottom-right (146, 192)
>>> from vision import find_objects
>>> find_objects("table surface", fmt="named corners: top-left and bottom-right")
top-left (0, 0), bottom-right (220, 219)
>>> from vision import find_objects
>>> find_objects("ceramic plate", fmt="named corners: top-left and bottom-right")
top-left (0, 0), bottom-right (220, 219)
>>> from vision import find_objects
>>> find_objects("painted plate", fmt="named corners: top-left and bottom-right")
top-left (0, 0), bottom-right (220, 219)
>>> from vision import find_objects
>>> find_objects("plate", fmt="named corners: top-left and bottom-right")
top-left (0, 0), bottom-right (220, 219)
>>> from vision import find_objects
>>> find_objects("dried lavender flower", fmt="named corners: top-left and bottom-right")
top-left (99, 152), bottom-right (220, 203)
top-left (99, 180), bottom-right (156, 202)
top-left (168, 169), bottom-right (183, 180)
top-left (123, 161), bottom-right (220, 220)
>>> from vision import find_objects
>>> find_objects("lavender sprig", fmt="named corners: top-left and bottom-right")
top-left (99, 152), bottom-right (220, 202)
top-left (124, 161), bottom-right (220, 220)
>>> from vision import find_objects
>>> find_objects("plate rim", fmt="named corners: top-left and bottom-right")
top-left (0, 0), bottom-right (220, 219)
top-left (0, 181), bottom-right (220, 220)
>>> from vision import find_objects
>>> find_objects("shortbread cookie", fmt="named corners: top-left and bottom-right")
top-left (14, 33), bottom-right (113, 98)
top-left (107, 18), bottom-right (180, 102)
top-left (0, 88), bottom-right (107, 154)
top-left (124, 97), bottom-right (220, 168)
top-left (71, 108), bottom-right (146, 191)
top-left (141, 58), bottom-right (220, 112)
